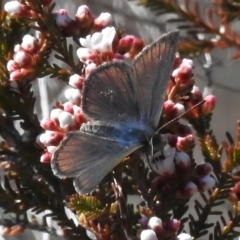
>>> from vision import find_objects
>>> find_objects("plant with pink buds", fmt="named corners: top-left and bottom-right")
top-left (1, 1), bottom-right (240, 240)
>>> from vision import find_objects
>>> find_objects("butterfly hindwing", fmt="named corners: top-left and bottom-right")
top-left (133, 30), bottom-right (179, 128)
top-left (51, 128), bottom-right (143, 194)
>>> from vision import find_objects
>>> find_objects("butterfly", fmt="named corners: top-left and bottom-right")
top-left (51, 30), bottom-right (179, 194)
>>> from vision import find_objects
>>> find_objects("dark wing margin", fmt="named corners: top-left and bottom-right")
top-left (51, 131), bottom-right (142, 194)
top-left (82, 61), bottom-right (140, 122)
top-left (133, 30), bottom-right (179, 129)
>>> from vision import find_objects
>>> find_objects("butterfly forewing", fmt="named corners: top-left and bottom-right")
top-left (133, 30), bottom-right (179, 129)
top-left (51, 128), bottom-right (143, 194)
top-left (82, 61), bottom-right (140, 122)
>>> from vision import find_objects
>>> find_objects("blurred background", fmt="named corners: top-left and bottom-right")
top-left (2, 0), bottom-right (240, 239)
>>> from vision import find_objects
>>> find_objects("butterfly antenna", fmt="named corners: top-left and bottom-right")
top-left (156, 100), bottom-right (205, 134)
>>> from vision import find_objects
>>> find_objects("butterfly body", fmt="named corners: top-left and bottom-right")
top-left (52, 30), bottom-right (179, 194)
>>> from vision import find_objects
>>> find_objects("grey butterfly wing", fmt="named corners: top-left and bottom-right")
top-left (133, 30), bottom-right (179, 129)
top-left (51, 125), bottom-right (143, 194)
top-left (82, 61), bottom-right (140, 122)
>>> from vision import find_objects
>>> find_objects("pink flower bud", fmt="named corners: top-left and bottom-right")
top-left (64, 88), bottom-right (81, 105)
top-left (76, 47), bottom-right (95, 62)
top-left (75, 5), bottom-right (94, 29)
top-left (118, 35), bottom-right (134, 53)
top-left (173, 103), bottom-right (185, 116)
top-left (50, 108), bottom-right (63, 124)
top-left (7, 60), bottom-right (19, 72)
top-left (14, 44), bottom-right (22, 53)
top-left (73, 106), bottom-right (86, 126)
top-left (40, 152), bottom-right (51, 163)
top-left (39, 130), bottom-right (64, 146)
top-left (40, 118), bottom-right (58, 131)
top-left (139, 216), bottom-right (149, 228)
top-left (140, 229), bottom-right (158, 240)
top-left (197, 175), bottom-right (215, 192)
top-left (63, 101), bottom-right (74, 114)
top-left (201, 95), bottom-right (216, 115)
top-left (167, 219), bottom-right (181, 232)
top-left (124, 37), bottom-right (144, 59)
top-left (177, 233), bottom-right (192, 240)
top-left (58, 111), bottom-right (75, 129)
top-left (47, 146), bottom-right (57, 154)
top-left (69, 74), bottom-right (85, 89)
top-left (163, 100), bottom-right (175, 112)
top-left (85, 62), bottom-right (97, 77)
top-left (14, 51), bottom-right (33, 67)
top-left (176, 135), bottom-right (194, 152)
top-left (9, 68), bottom-right (35, 81)
top-left (21, 35), bottom-right (39, 54)
top-left (76, 5), bottom-right (90, 18)
top-left (54, 9), bottom-right (72, 27)
top-left (173, 63), bottom-right (193, 80)
top-left (4, 1), bottom-right (30, 17)
top-left (195, 162), bottom-right (213, 176)
top-left (162, 100), bottom-right (179, 120)
top-left (175, 152), bottom-right (191, 168)
top-left (182, 58), bottom-right (194, 68)
top-left (93, 12), bottom-right (113, 29)
top-left (176, 181), bottom-right (198, 198)
top-left (148, 217), bottom-right (163, 234)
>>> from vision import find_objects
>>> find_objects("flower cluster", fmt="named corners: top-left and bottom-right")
top-left (166, 55), bottom-right (216, 120)
top-left (148, 55), bottom-right (216, 198)
top-left (151, 145), bottom-right (215, 198)
top-left (37, 95), bottom-right (86, 163)
top-left (6, 35), bottom-right (40, 81)
top-left (139, 216), bottom-right (193, 240)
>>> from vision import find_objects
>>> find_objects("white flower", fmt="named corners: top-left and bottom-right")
top-left (80, 27), bottom-right (116, 52)
top-left (4, 1), bottom-right (25, 15)
top-left (69, 74), bottom-right (84, 89)
top-left (50, 108), bottom-right (63, 122)
top-left (64, 88), bottom-right (81, 104)
top-left (148, 216), bottom-right (162, 229)
top-left (76, 5), bottom-right (90, 17)
top-left (182, 58), bottom-right (194, 68)
top-left (140, 229), bottom-right (158, 240)
top-left (21, 34), bottom-right (38, 53)
top-left (47, 146), bottom-right (57, 154)
top-left (86, 230), bottom-right (97, 240)
top-left (199, 175), bottom-right (216, 191)
top-left (58, 112), bottom-right (75, 129)
top-left (177, 233), bottom-right (193, 240)
top-left (94, 12), bottom-right (113, 27)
